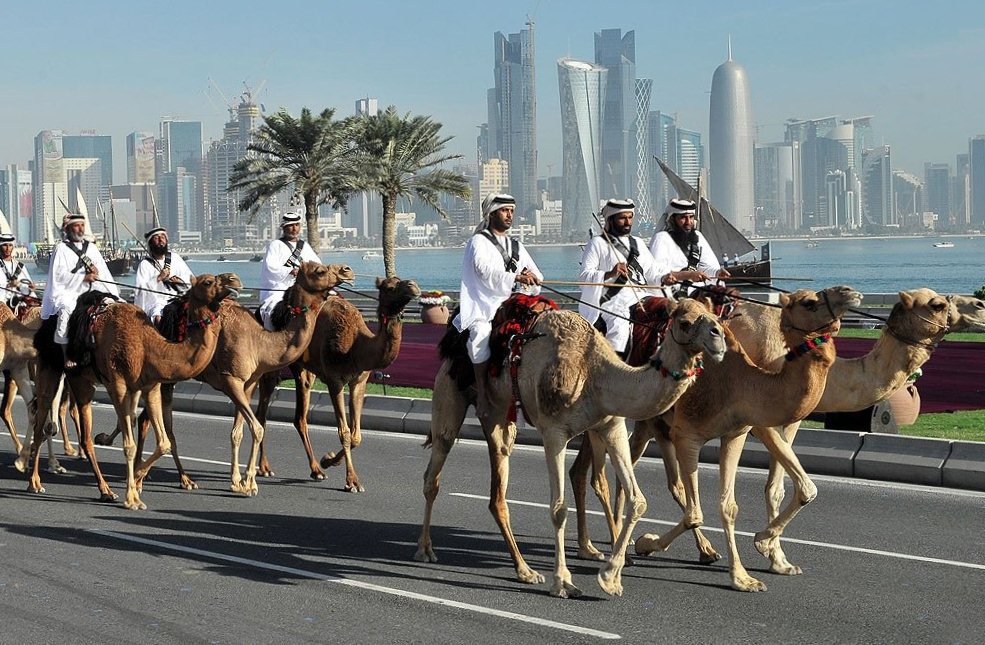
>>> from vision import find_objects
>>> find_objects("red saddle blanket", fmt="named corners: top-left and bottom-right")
top-left (488, 293), bottom-right (558, 377)
top-left (626, 296), bottom-right (675, 367)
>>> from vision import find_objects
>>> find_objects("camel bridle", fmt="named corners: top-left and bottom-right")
top-left (885, 303), bottom-right (950, 351)
top-left (780, 289), bottom-right (844, 336)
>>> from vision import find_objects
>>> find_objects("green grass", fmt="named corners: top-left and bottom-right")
top-left (801, 410), bottom-right (985, 441)
top-left (838, 328), bottom-right (984, 342)
top-left (304, 379), bottom-right (432, 399)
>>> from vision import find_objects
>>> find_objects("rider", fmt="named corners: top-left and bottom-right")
top-left (649, 198), bottom-right (730, 297)
top-left (454, 193), bottom-right (542, 419)
top-left (258, 211), bottom-right (321, 330)
top-left (133, 225), bottom-right (194, 325)
top-left (578, 198), bottom-right (663, 356)
top-left (0, 232), bottom-right (37, 308)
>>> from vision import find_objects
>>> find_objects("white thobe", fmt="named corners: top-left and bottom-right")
top-left (648, 230), bottom-right (722, 297)
top-left (578, 234), bottom-right (663, 352)
top-left (0, 258), bottom-right (35, 306)
top-left (258, 238), bottom-right (321, 330)
top-left (40, 240), bottom-right (120, 343)
top-left (453, 231), bottom-right (542, 363)
top-left (133, 253), bottom-right (195, 321)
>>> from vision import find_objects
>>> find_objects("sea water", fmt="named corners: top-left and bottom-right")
top-left (118, 236), bottom-right (983, 296)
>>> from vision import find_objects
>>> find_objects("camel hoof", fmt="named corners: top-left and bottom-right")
top-left (770, 562), bottom-right (803, 576)
top-left (577, 543), bottom-right (606, 562)
top-left (550, 580), bottom-right (582, 599)
top-left (14, 457), bottom-right (28, 473)
top-left (93, 432), bottom-right (114, 446)
top-left (63, 445), bottom-right (79, 457)
top-left (597, 569), bottom-right (624, 597)
top-left (125, 498), bottom-right (147, 511)
top-left (319, 452), bottom-right (337, 469)
top-left (732, 574), bottom-right (767, 593)
top-left (517, 567), bottom-right (546, 585)
top-left (179, 477), bottom-right (199, 491)
top-left (27, 482), bottom-right (46, 494)
top-left (698, 551), bottom-right (722, 565)
top-left (343, 482), bottom-right (365, 493)
top-left (634, 533), bottom-right (662, 557)
top-left (309, 470), bottom-right (324, 481)
top-left (351, 430), bottom-right (362, 448)
top-left (414, 546), bottom-right (438, 564)
top-left (259, 469), bottom-right (276, 478)
top-left (99, 491), bottom-right (119, 503)
top-left (47, 462), bottom-right (68, 475)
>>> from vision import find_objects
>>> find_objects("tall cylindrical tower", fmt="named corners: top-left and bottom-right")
top-left (709, 43), bottom-right (755, 235)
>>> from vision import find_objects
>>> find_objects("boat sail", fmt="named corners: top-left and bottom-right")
top-left (653, 156), bottom-right (770, 281)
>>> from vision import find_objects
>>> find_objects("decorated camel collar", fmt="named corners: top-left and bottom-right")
top-left (649, 356), bottom-right (704, 381)
top-left (784, 333), bottom-right (832, 362)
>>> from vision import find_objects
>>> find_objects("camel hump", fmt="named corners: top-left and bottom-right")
top-left (65, 291), bottom-right (121, 369)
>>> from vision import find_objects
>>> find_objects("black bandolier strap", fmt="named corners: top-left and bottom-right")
top-left (282, 239), bottom-right (306, 268)
top-left (144, 252), bottom-right (182, 292)
top-left (600, 236), bottom-right (646, 305)
top-left (674, 238), bottom-right (703, 296)
top-left (1, 259), bottom-right (24, 283)
top-left (67, 241), bottom-right (96, 274)
top-left (478, 229), bottom-right (520, 272)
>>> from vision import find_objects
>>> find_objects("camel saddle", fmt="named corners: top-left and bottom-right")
top-left (67, 290), bottom-right (122, 369)
top-left (625, 296), bottom-right (675, 367)
top-left (438, 293), bottom-right (558, 393)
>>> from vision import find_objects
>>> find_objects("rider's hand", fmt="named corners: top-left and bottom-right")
top-left (604, 262), bottom-right (628, 281)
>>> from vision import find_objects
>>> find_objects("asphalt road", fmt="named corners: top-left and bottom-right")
top-left (1, 402), bottom-right (983, 644)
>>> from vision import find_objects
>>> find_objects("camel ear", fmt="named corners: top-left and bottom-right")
top-left (898, 291), bottom-right (915, 309)
top-left (375, 276), bottom-right (384, 288)
top-left (779, 293), bottom-right (790, 307)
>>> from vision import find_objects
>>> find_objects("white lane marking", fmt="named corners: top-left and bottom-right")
top-left (92, 529), bottom-right (620, 640)
top-left (450, 493), bottom-right (985, 572)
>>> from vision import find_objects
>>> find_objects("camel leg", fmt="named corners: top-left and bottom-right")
top-left (26, 370), bottom-right (67, 493)
top-left (484, 413), bottom-right (545, 585)
top-left (108, 384), bottom-right (146, 510)
top-left (238, 382), bottom-right (266, 497)
top-left (254, 373), bottom-right (278, 478)
top-left (635, 434), bottom-right (705, 558)
top-left (596, 417), bottom-right (646, 597)
top-left (542, 430), bottom-right (579, 598)
top-left (288, 368), bottom-right (326, 480)
top-left (717, 431), bottom-right (766, 592)
top-left (160, 383), bottom-right (196, 489)
top-left (753, 425), bottom-right (817, 576)
top-left (570, 432), bottom-right (614, 561)
top-left (1, 370), bottom-right (24, 455)
top-left (229, 407), bottom-right (247, 491)
top-left (133, 385), bottom-right (173, 490)
top-left (69, 377), bottom-right (118, 503)
top-left (349, 373), bottom-right (368, 449)
top-left (321, 381), bottom-right (364, 492)
top-left (61, 389), bottom-right (81, 458)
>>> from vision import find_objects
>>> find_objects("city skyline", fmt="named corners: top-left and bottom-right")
top-left (2, 1), bottom-right (984, 186)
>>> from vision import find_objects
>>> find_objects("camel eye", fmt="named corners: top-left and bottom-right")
top-left (804, 300), bottom-right (818, 311)
top-left (679, 320), bottom-right (692, 332)
top-left (930, 301), bottom-right (947, 312)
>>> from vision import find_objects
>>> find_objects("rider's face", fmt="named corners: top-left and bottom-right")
top-left (488, 206), bottom-right (515, 233)
top-left (608, 212), bottom-right (633, 236)
top-left (283, 223), bottom-right (301, 240)
top-left (673, 213), bottom-right (696, 233)
top-left (0, 243), bottom-right (12, 259)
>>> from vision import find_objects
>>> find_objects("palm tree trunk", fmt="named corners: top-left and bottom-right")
top-left (382, 191), bottom-right (397, 278)
top-left (304, 189), bottom-right (321, 253)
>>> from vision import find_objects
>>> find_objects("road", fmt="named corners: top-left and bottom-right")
top-left (1, 402), bottom-right (983, 644)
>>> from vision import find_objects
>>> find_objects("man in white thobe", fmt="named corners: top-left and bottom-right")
top-left (649, 198), bottom-right (730, 297)
top-left (453, 193), bottom-right (542, 419)
top-left (40, 213), bottom-right (120, 368)
top-left (0, 232), bottom-right (37, 308)
top-left (258, 211), bottom-right (321, 330)
top-left (578, 198), bottom-right (663, 356)
top-left (133, 225), bottom-right (194, 324)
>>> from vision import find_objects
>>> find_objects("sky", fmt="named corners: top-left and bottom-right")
top-left (2, 0), bottom-right (984, 184)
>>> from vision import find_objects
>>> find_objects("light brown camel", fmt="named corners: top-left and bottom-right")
top-left (578, 289), bottom-right (984, 570)
top-left (415, 298), bottom-right (726, 598)
top-left (629, 286), bottom-right (861, 591)
top-left (26, 274), bottom-right (232, 509)
top-left (254, 276), bottom-right (420, 492)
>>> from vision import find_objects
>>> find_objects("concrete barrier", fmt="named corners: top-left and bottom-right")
top-left (786, 428), bottom-right (864, 476)
top-left (358, 394), bottom-right (413, 433)
top-left (854, 433), bottom-right (952, 486)
top-left (942, 441), bottom-right (985, 491)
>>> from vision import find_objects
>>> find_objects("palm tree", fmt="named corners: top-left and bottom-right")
top-left (229, 107), bottom-right (361, 253)
top-left (357, 106), bottom-right (471, 277)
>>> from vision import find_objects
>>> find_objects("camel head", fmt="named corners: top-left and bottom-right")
top-left (297, 261), bottom-right (355, 294)
top-left (187, 274), bottom-right (236, 312)
top-left (375, 276), bottom-right (422, 318)
top-left (667, 298), bottom-right (726, 363)
top-left (947, 294), bottom-right (985, 332)
top-left (778, 285), bottom-right (862, 341)
top-left (886, 289), bottom-right (950, 346)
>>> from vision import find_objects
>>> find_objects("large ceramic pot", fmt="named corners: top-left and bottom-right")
top-left (886, 384), bottom-right (921, 426)
top-left (421, 304), bottom-right (450, 325)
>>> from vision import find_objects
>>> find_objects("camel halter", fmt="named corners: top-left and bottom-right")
top-left (651, 313), bottom-right (713, 379)
top-left (780, 289), bottom-right (843, 335)
top-left (784, 333), bottom-right (832, 361)
top-left (884, 306), bottom-right (950, 351)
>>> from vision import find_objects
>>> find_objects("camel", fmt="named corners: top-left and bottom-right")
top-left (26, 274), bottom-right (233, 509)
top-left (576, 289), bottom-right (985, 570)
top-left (625, 286), bottom-right (860, 591)
top-left (414, 297), bottom-right (727, 598)
top-left (254, 276), bottom-right (421, 492)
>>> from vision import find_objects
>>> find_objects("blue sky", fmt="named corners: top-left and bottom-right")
top-left (2, 0), bottom-right (984, 181)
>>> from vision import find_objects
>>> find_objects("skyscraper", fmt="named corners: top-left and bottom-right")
top-left (860, 145), bottom-right (894, 226)
top-left (969, 135), bottom-right (985, 227)
top-left (924, 162), bottom-right (951, 225)
top-left (754, 142), bottom-right (799, 231)
top-left (204, 95), bottom-right (261, 245)
top-left (487, 22), bottom-right (537, 219)
top-left (159, 120), bottom-right (203, 234)
top-left (594, 28), bottom-right (636, 201)
top-left (634, 78), bottom-right (653, 222)
top-left (557, 58), bottom-right (607, 238)
top-left (709, 42), bottom-right (754, 234)
top-left (646, 110), bottom-right (676, 210)
top-left (62, 133), bottom-right (113, 188)
top-left (32, 130), bottom-right (107, 242)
